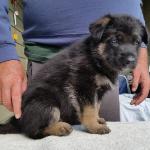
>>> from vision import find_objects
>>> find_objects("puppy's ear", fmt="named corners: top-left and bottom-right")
top-left (141, 26), bottom-right (149, 45)
top-left (89, 15), bottom-right (111, 40)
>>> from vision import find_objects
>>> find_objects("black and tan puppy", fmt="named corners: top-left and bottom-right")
top-left (0, 15), bottom-right (148, 139)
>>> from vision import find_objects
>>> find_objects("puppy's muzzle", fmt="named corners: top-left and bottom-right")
top-left (126, 55), bottom-right (136, 65)
top-left (119, 53), bottom-right (137, 69)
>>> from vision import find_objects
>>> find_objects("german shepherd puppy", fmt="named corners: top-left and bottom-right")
top-left (0, 15), bottom-right (148, 139)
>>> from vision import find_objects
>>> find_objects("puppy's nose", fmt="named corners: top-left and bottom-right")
top-left (126, 56), bottom-right (135, 64)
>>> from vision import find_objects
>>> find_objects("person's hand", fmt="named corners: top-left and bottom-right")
top-left (131, 48), bottom-right (150, 105)
top-left (0, 60), bottom-right (27, 118)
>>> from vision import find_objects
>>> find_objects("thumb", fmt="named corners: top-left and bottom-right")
top-left (132, 70), bottom-right (140, 92)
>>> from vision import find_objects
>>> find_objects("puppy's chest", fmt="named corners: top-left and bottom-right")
top-left (95, 74), bottom-right (115, 90)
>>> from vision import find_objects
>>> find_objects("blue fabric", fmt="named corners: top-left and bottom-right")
top-left (23, 0), bottom-right (145, 46)
top-left (119, 75), bottom-right (131, 94)
top-left (0, 0), bottom-right (19, 62)
top-left (0, 0), bottom-right (145, 62)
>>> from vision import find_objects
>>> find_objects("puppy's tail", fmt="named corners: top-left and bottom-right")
top-left (0, 117), bottom-right (21, 134)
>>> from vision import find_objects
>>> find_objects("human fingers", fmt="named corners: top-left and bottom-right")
top-left (0, 87), bottom-right (2, 105)
top-left (22, 76), bottom-right (27, 94)
top-left (131, 69), bottom-right (140, 92)
top-left (11, 80), bottom-right (22, 119)
top-left (1, 84), bottom-right (13, 111)
top-left (131, 80), bottom-right (149, 105)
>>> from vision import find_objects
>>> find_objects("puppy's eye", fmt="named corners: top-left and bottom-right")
top-left (111, 38), bottom-right (118, 45)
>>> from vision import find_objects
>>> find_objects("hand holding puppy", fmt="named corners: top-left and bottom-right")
top-left (131, 47), bottom-right (150, 105)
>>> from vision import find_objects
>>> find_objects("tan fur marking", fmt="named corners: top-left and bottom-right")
top-left (80, 105), bottom-right (110, 134)
top-left (80, 105), bottom-right (98, 125)
top-left (95, 74), bottom-right (115, 89)
top-left (97, 17), bottom-right (110, 26)
top-left (44, 122), bottom-right (73, 136)
top-left (50, 107), bottom-right (60, 123)
top-left (97, 43), bottom-right (106, 56)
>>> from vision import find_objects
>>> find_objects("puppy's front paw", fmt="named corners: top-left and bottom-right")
top-left (88, 124), bottom-right (111, 134)
top-left (96, 125), bottom-right (111, 134)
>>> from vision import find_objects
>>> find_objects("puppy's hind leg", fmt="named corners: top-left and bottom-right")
top-left (44, 121), bottom-right (73, 136)
top-left (43, 107), bottom-right (73, 136)
top-left (21, 104), bottom-right (72, 138)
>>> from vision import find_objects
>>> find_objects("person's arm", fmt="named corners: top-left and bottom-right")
top-left (129, 0), bottom-right (150, 105)
top-left (0, 0), bottom-right (19, 61)
top-left (0, 0), bottom-right (27, 118)
top-left (131, 47), bottom-right (150, 105)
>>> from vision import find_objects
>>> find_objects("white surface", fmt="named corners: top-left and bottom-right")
top-left (0, 122), bottom-right (150, 150)
top-left (120, 94), bottom-right (150, 122)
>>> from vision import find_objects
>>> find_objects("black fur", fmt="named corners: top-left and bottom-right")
top-left (0, 14), bottom-right (148, 139)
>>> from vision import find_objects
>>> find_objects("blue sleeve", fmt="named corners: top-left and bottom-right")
top-left (137, 0), bottom-right (147, 48)
top-left (138, 0), bottom-right (146, 26)
top-left (0, 0), bottom-right (19, 62)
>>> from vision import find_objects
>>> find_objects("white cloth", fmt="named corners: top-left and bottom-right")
top-left (119, 94), bottom-right (150, 122)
